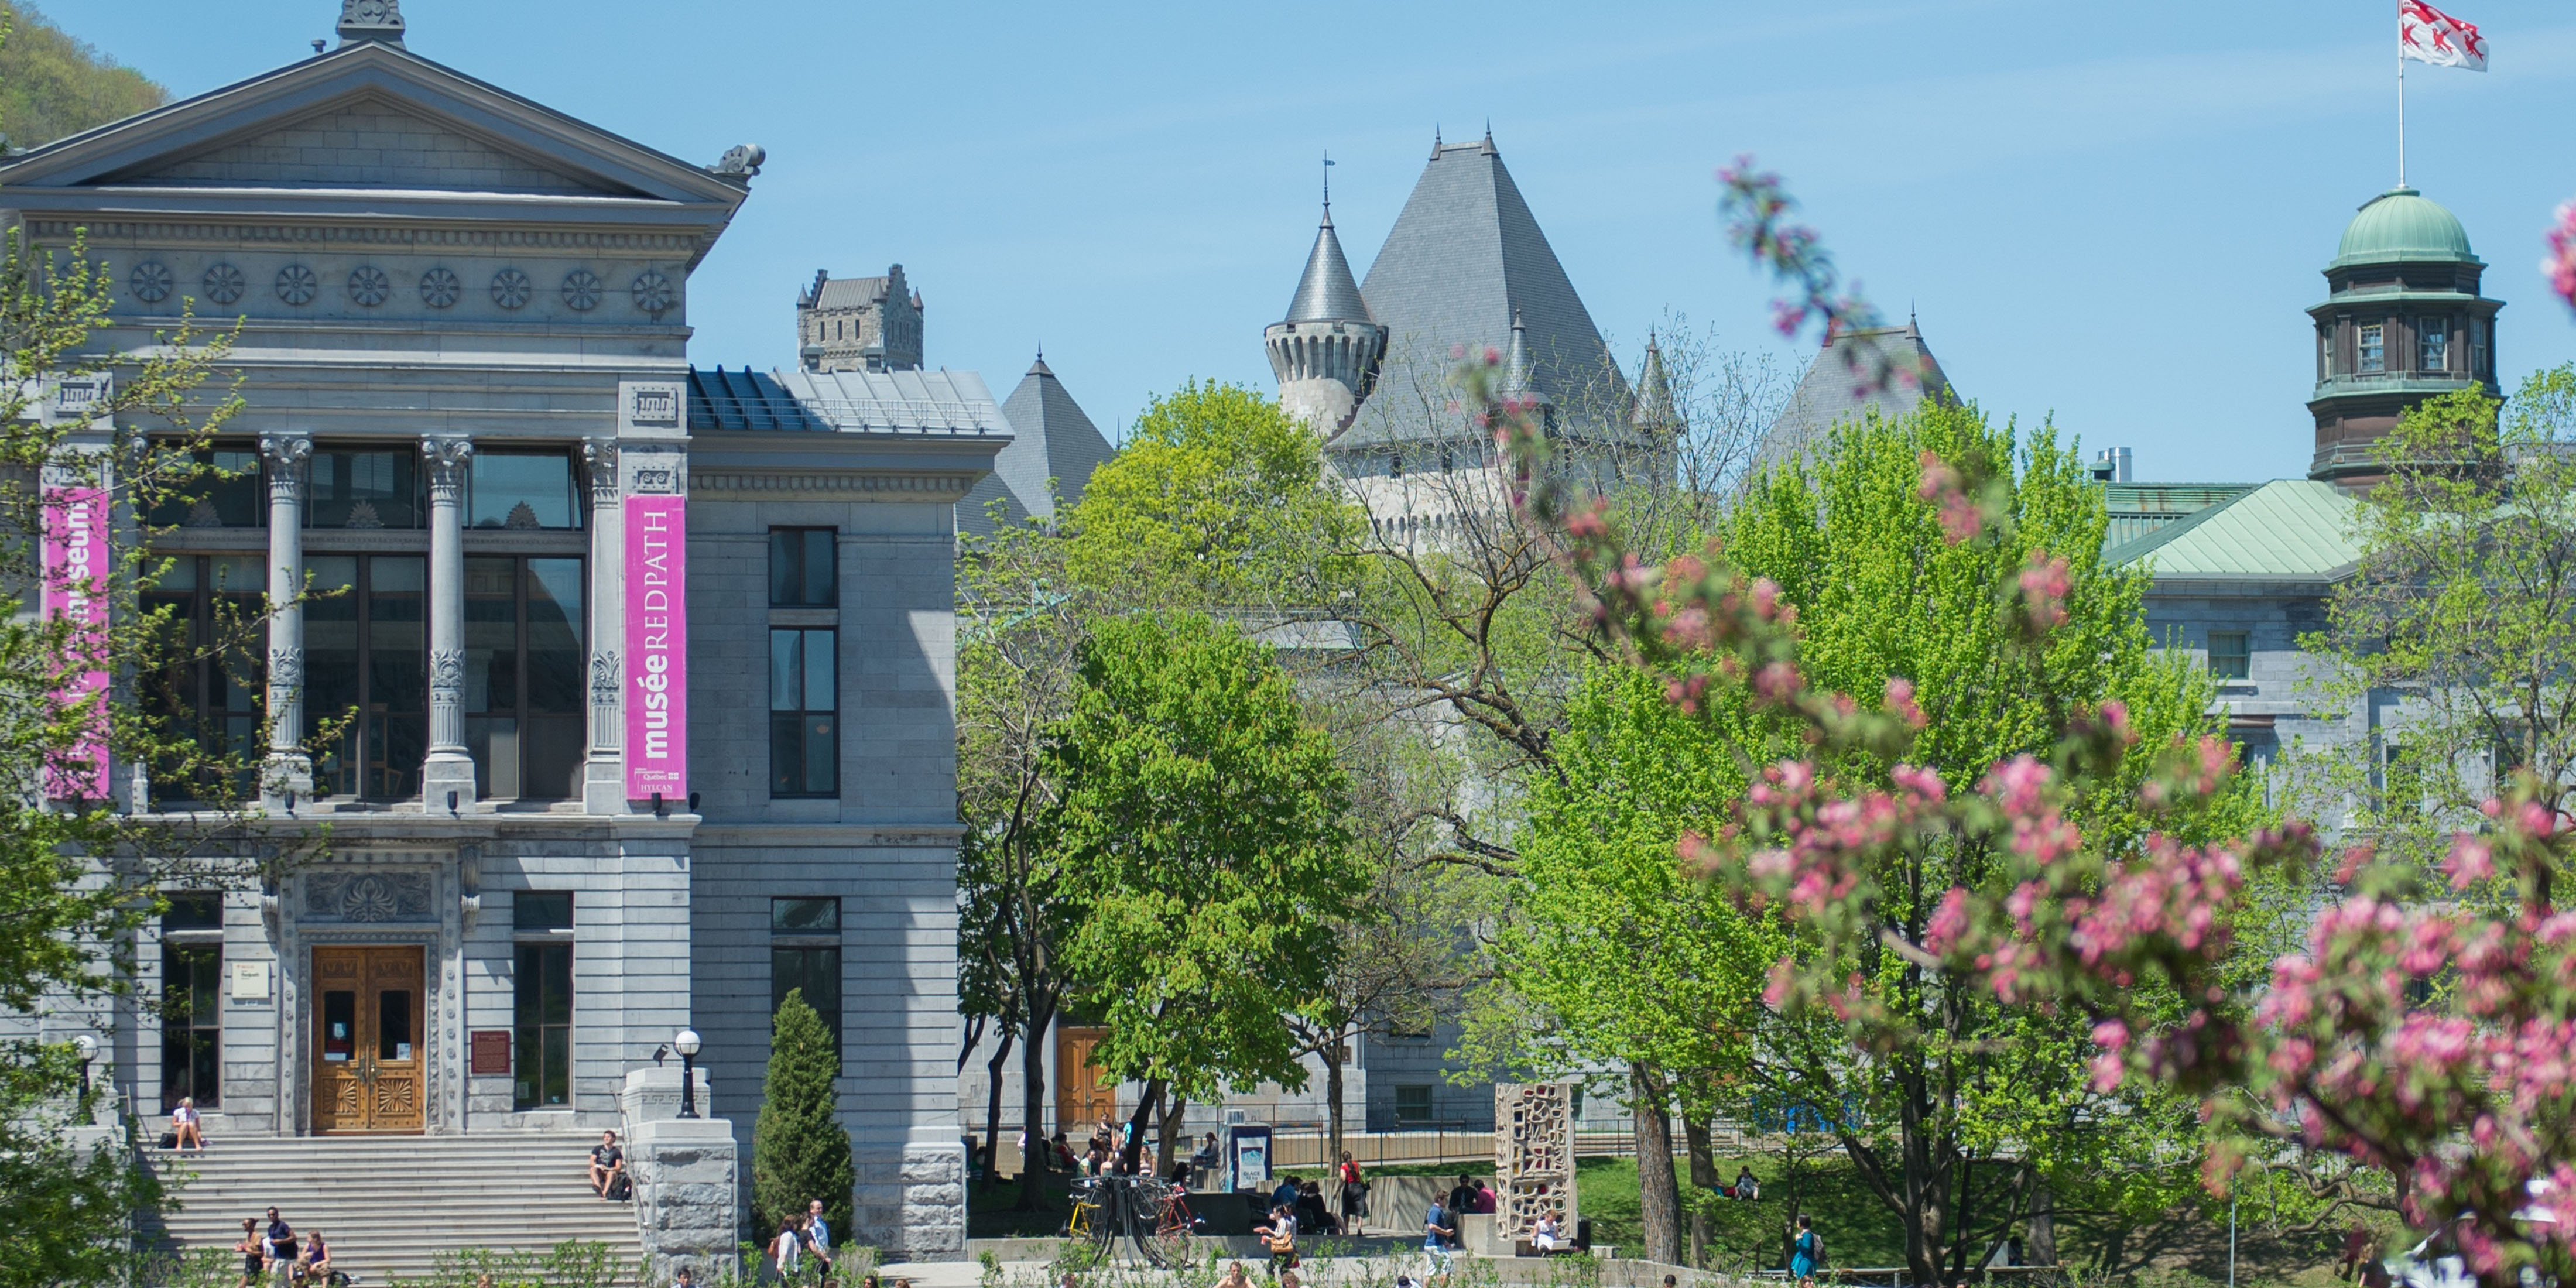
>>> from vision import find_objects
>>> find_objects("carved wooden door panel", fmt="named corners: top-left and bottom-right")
top-left (1055, 1025), bottom-right (1116, 1136)
top-left (311, 946), bottom-right (426, 1133)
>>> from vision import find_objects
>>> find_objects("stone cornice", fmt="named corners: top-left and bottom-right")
top-left (27, 217), bottom-right (703, 256)
top-left (693, 823), bottom-right (964, 848)
top-left (690, 469), bottom-right (980, 502)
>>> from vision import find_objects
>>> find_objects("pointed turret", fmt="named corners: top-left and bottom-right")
top-left (1632, 331), bottom-right (1679, 435)
top-left (1501, 310), bottom-right (1544, 407)
top-left (1265, 198), bottom-right (1387, 437)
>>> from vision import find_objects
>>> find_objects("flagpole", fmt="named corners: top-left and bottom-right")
top-left (2398, 43), bottom-right (2408, 187)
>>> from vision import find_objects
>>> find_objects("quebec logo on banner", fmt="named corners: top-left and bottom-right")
top-left (624, 495), bottom-right (688, 799)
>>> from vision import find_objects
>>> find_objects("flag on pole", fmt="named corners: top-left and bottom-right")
top-left (2402, 0), bottom-right (2488, 71)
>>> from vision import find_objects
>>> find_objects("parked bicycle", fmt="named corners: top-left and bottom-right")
top-left (1061, 1173), bottom-right (1202, 1268)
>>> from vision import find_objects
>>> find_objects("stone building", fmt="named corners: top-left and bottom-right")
top-left (6, 2), bottom-right (979, 1264)
top-left (797, 265), bottom-right (926, 374)
top-left (1264, 132), bottom-right (1652, 549)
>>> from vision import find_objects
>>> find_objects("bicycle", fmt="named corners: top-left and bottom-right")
top-left (1139, 1179), bottom-right (1202, 1270)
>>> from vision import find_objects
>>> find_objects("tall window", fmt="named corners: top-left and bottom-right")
top-left (2420, 320), bottom-right (2449, 372)
top-left (159, 893), bottom-right (222, 1111)
top-left (470, 451), bottom-right (581, 530)
top-left (465, 557), bottom-right (586, 801)
top-left (308, 447), bottom-right (423, 530)
top-left (1393, 1084), bottom-right (1434, 1125)
top-left (141, 556), bottom-right (265, 796)
top-left (2208, 631), bottom-right (2251, 680)
top-left (306, 556), bottom-right (427, 800)
top-left (769, 528), bottom-right (837, 607)
top-left (770, 629), bottom-right (838, 797)
top-left (147, 446), bottom-right (262, 530)
top-left (2319, 327), bottom-right (2335, 378)
top-left (2472, 318), bottom-right (2490, 378)
top-left (2358, 323), bottom-right (2386, 373)
top-left (772, 897), bottom-right (842, 1057)
top-left (513, 892), bottom-right (574, 1111)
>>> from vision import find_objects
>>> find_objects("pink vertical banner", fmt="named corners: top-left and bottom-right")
top-left (624, 495), bottom-right (688, 799)
top-left (42, 483), bottom-right (111, 800)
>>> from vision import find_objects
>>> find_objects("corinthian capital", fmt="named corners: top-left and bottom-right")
top-left (422, 435), bottom-right (474, 502)
top-left (260, 433), bottom-right (312, 501)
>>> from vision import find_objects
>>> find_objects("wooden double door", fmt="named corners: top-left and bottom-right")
top-left (311, 946), bottom-right (426, 1133)
top-left (1056, 1025), bottom-right (1116, 1133)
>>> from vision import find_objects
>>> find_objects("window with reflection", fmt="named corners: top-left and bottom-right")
top-left (141, 555), bottom-right (265, 797)
top-left (146, 446), bottom-right (263, 530)
top-left (2358, 323), bottom-right (2386, 374)
top-left (2420, 320), bottom-right (2449, 372)
top-left (159, 893), bottom-right (222, 1112)
top-left (307, 555), bottom-right (427, 800)
top-left (769, 628), bottom-right (837, 798)
top-left (465, 556), bottom-right (585, 801)
top-left (309, 448), bottom-right (423, 530)
top-left (470, 451), bottom-right (580, 530)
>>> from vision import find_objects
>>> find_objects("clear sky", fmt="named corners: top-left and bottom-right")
top-left (52, 0), bottom-right (2576, 481)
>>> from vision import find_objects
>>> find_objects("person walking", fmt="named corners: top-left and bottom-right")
top-left (234, 1218), bottom-right (265, 1288)
top-left (1789, 1214), bottom-right (1823, 1288)
top-left (1335, 1152), bottom-right (1366, 1234)
top-left (262, 1209), bottom-right (299, 1288)
top-left (772, 1215), bottom-right (804, 1283)
top-left (1423, 1196), bottom-right (1457, 1280)
top-left (805, 1200), bottom-right (835, 1284)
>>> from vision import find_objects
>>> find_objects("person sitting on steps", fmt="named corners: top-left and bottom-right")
top-left (297, 1230), bottom-right (333, 1287)
top-left (588, 1131), bottom-right (625, 1199)
top-left (172, 1097), bottom-right (207, 1152)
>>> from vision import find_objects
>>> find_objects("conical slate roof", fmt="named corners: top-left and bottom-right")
top-left (1284, 208), bottom-right (1372, 324)
top-left (1340, 136), bottom-right (1626, 447)
top-left (1755, 321), bottom-right (1952, 474)
top-left (960, 352), bottom-right (1115, 539)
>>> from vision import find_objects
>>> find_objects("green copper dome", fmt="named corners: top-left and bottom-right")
top-left (2332, 186), bottom-right (2477, 268)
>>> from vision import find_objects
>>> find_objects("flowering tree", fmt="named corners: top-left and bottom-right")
top-left (1468, 165), bottom-right (2576, 1288)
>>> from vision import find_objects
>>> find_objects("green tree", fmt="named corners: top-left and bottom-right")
top-left (1062, 379), bottom-right (1362, 607)
top-left (0, 221), bottom-right (248, 1287)
top-left (0, 3), bottom-right (166, 151)
top-left (752, 989), bottom-right (855, 1241)
top-left (1043, 611), bottom-right (1364, 1174)
top-left (2306, 368), bottom-right (2576, 889)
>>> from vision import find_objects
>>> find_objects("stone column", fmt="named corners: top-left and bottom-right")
top-left (259, 433), bottom-right (314, 810)
top-left (420, 435), bottom-right (475, 810)
top-left (582, 439), bottom-right (625, 814)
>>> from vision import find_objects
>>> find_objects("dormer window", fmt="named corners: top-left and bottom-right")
top-left (2420, 321), bottom-right (2448, 372)
top-left (2358, 323), bottom-right (2386, 374)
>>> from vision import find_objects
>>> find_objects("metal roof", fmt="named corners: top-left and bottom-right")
top-left (2109, 478), bottom-right (2358, 580)
top-left (776, 368), bottom-right (1010, 436)
top-left (686, 367), bottom-right (825, 431)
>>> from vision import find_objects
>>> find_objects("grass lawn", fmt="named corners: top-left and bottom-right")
top-left (1576, 1155), bottom-right (2377, 1288)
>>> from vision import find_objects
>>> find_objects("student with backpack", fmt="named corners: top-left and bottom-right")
top-left (1789, 1214), bottom-right (1823, 1288)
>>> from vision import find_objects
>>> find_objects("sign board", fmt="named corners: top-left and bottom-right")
top-left (228, 960), bottom-right (271, 1001)
top-left (623, 494), bottom-right (687, 798)
top-left (1222, 1123), bottom-right (1272, 1194)
top-left (40, 482), bottom-right (109, 799)
top-left (470, 1030), bottom-right (512, 1075)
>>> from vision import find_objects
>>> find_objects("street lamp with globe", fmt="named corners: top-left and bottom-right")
top-left (73, 1033), bottom-right (97, 1123)
top-left (674, 1029), bottom-right (701, 1118)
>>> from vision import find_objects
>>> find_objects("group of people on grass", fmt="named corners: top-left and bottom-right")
top-left (231, 1207), bottom-right (338, 1288)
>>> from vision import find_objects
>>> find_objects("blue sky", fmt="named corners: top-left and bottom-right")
top-left (56, 0), bottom-right (2576, 481)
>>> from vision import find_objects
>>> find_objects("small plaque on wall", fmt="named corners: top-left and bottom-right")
top-left (470, 1030), bottom-right (512, 1075)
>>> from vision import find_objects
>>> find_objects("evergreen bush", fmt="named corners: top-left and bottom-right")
top-left (751, 988), bottom-right (855, 1244)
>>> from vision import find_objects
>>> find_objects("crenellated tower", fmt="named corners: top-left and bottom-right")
top-left (1264, 197), bottom-right (1385, 436)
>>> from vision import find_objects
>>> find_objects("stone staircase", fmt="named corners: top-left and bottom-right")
top-left (148, 1132), bottom-right (653, 1284)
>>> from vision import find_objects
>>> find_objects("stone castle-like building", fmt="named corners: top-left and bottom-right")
top-left (797, 265), bottom-right (926, 374)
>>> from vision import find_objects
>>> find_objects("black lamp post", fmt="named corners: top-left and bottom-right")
top-left (73, 1034), bottom-right (97, 1125)
top-left (674, 1028), bottom-right (701, 1119)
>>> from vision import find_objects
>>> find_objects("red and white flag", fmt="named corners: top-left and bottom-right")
top-left (2402, 0), bottom-right (2488, 71)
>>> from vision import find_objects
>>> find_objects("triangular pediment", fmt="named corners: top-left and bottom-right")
top-left (121, 94), bottom-right (616, 194)
top-left (0, 42), bottom-right (745, 211)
